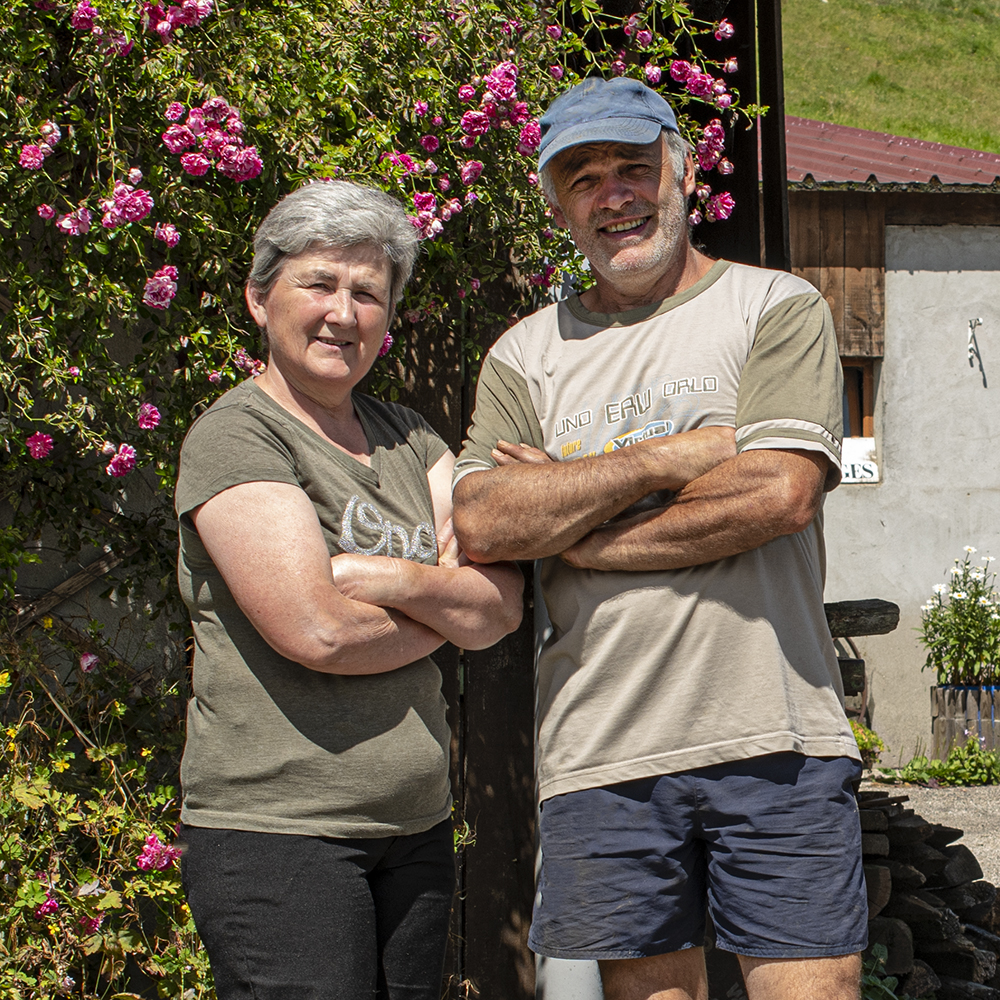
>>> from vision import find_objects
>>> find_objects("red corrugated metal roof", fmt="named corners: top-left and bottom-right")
top-left (784, 116), bottom-right (1000, 186)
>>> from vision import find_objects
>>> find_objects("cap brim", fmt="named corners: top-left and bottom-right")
top-left (537, 118), bottom-right (666, 171)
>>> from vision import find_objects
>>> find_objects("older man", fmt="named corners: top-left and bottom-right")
top-left (452, 77), bottom-right (865, 1000)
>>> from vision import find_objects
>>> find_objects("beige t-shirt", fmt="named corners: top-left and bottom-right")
top-left (455, 260), bottom-right (860, 802)
top-left (175, 380), bottom-right (452, 837)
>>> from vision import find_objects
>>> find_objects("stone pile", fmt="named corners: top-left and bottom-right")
top-left (861, 789), bottom-right (1000, 999)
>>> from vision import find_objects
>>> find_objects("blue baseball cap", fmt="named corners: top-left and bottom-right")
top-left (538, 77), bottom-right (680, 171)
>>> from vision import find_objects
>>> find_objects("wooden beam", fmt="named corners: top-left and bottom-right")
top-left (825, 599), bottom-right (900, 638)
top-left (757, 0), bottom-right (791, 272)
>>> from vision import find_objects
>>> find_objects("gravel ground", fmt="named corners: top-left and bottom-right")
top-left (862, 780), bottom-right (1000, 884)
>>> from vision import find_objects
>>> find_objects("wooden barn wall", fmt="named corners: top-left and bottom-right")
top-left (788, 190), bottom-right (885, 358)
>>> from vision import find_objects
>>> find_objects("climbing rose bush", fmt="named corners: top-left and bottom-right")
top-left (0, 0), bottom-right (751, 994)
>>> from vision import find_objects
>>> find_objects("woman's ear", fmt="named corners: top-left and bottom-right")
top-left (245, 283), bottom-right (267, 327)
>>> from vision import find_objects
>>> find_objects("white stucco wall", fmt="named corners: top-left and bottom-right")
top-left (824, 224), bottom-right (1000, 763)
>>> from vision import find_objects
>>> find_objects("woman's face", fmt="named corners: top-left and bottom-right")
top-left (246, 245), bottom-right (393, 402)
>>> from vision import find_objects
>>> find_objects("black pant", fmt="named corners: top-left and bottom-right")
top-left (180, 820), bottom-right (455, 1000)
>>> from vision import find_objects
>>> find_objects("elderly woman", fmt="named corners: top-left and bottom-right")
top-left (174, 181), bottom-right (523, 1000)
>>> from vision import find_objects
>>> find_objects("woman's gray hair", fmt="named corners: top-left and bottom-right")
top-left (539, 128), bottom-right (691, 207)
top-left (248, 180), bottom-right (419, 303)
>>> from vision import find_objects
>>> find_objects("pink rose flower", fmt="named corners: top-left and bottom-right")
top-left (636, 29), bottom-right (653, 46)
top-left (714, 18), bottom-right (735, 40)
top-left (516, 120), bottom-right (541, 155)
top-left (465, 191), bottom-right (478, 204)
top-left (37, 204), bottom-right (55, 220)
top-left (378, 333), bottom-right (393, 357)
top-left (137, 403), bottom-right (161, 429)
top-left (611, 59), bottom-right (627, 77)
top-left (705, 191), bottom-right (735, 222)
top-left (19, 144), bottom-right (45, 169)
top-left (26, 432), bottom-right (54, 459)
top-left (644, 63), bottom-right (662, 84)
top-left (685, 71), bottom-right (714, 98)
top-left (715, 94), bottom-right (733, 109)
top-left (154, 222), bottom-right (181, 247)
top-left (471, 278), bottom-right (480, 291)
top-left (413, 191), bottom-right (437, 212)
top-left (39, 121), bottom-right (61, 145)
top-left (414, 100), bottom-right (428, 117)
top-left (688, 208), bottom-right (703, 226)
top-left (217, 146), bottom-right (263, 182)
top-left (161, 124), bottom-right (196, 153)
top-left (420, 134), bottom-right (440, 152)
top-left (460, 160), bottom-right (483, 185)
top-left (127, 167), bottom-right (143, 184)
top-left (509, 101), bottom-right (531, 125)
top-left (723, 57), bottom-right (738, 74)
top-left (142, 265), bottom-right (179, 309)
top-left (70, 0), bottom-right (97, 30)
top-left (165, 101), bottom-right (185, 120)
top-left (460, 110), bottom-right (491, 136)
top-left (459, 135), bottom-right (476, 149)
top-left (66, 366), bottom-right (81, 377)
top-left (208, 370), bottom-right (222, 383)
top-left (106, 443), bottom-right (137, 477)
top-left (669, 60), bottom-right (693, 83)
top-left (55, 207), bottom-right (91, 235)
top-left (180, 152), bottom-right (211, 176)
top-left (458, 84), bottom-right (476, 102)
top-left (549, 65), bottom-right (564, 80)
top-left (136, 834), bottom-right (182, 871)
top-left (717, 158), bottom-right (734, 175)
top-left (484, 60), bottom-right (518, 103)
top-left (546, 24), bottom-right (561, 39)
top-left (79, 652), bottom-right (99, 673)
top-left (438, 176), bottom-right (451, 192)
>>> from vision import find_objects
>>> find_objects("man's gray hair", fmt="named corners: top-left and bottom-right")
top-left (539, 129), bottom-right (691, 208)
top-left (248, 180), bottom-right (419, 303)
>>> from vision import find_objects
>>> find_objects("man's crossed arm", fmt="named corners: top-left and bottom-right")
top-left (452, 427), bottom-right (828, 572)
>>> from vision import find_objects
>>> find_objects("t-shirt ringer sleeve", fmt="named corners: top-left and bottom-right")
top-left (175, 406), bottom-right (299, 520)
top-left (453, 353), bottom-right (544, 487)
top-left (735, 290), bottom-right (844, 490)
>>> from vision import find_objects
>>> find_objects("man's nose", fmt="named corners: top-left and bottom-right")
top-left (595, 173), bottom-right (634, 211)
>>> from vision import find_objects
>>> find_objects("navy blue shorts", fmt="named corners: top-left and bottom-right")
top-left (529, 753), bottom-right (867, 961)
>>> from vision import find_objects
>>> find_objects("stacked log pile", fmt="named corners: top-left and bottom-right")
top-left (861, 790), bottom-right (1000, 999)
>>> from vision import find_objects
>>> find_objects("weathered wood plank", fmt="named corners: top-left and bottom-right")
top-left (824, 599), bottom-right (900, 637)
top-left (818, 194), bottom-right (846, 346)
top-left (842, 193), bottom-right (885, 357)
top-left (884, 192), bottom-right (1000, 227)
top-left (461, 567), bottom-right (536, 1000)
top-left (788, 190), bottom-right (822, 292)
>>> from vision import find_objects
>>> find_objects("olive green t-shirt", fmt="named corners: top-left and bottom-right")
top-left (175, 379), bottom-right (452, 837)
top-left (455, 260), bottom-right (860, 802)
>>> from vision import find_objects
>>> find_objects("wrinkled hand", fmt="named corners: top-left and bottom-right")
top-left (330, 553), bottom-right (407, 607)
top-left (491, 440), bottom-right (553, 466)
top-left (642, 425), bottom-right (736, 491)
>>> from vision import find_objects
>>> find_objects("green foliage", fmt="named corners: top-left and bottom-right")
top-left (919, 548), bottom-right (1000, 686)
top-left (1, 1), bottom-right (751, 995)
top-left (782, 0), bottom-right (1000, 153)
top-left (851, 719), bottom-right (887, 769)
top-left (0, 640), bottom-right (210, 998)
top-left (862, 944), bottom-right (928, 1000)
top-left (877, 735), bottom-right (1000, 787)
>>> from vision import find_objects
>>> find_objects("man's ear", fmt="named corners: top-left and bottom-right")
top-left (682, 153), bottom-right (697, 199)
top-left (546, 197), bottom-right (568, 230)
top-left (245, 283), bottom-right (267, 327)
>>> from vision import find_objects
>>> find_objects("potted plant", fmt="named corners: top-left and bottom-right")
top-left (919, 546), bottom-right (1000, 757)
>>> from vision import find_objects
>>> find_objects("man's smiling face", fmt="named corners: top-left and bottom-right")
top-left (548, 136), bottom-right (694, 298)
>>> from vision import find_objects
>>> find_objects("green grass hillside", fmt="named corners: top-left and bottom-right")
top-left (782, 0), bottom-right (1000, 153)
